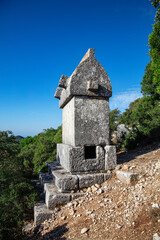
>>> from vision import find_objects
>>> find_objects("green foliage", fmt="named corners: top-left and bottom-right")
top-left (119, 1), bottom-right (160, 149)
top-left (19, 126), bottom-right (62, 174)
top-left (141, 62), bottom-right (157, 97)
top-left (119, 96), bottom-right (160, 149)
top-left (0, 131), bottom-right (38, 240)
top-left (149, 0), bottom-right (160, 96)
top-left (109, 108), bottom-right (121, 134)
top-left (119, 98), bottom-right (141, 127)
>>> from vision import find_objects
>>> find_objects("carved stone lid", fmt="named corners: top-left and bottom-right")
top-left (54, 49), bottom-right (112, 108)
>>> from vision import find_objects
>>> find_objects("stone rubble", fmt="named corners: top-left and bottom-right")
top-left (27, 144), bottom-right (160, 240)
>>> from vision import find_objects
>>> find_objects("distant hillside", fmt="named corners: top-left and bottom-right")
top-left (15, 135), bottom-right (24, 142)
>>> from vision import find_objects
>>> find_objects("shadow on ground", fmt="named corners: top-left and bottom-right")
top-left (30, 223), bottom-right (68, 240)
top-left (117, 142), bottom-right (160, 164)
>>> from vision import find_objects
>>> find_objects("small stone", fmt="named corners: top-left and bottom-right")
top-left (87, 187), bottom-right (91, 193)
top-left (97, 189), bottom-right (103, 195)
top-left (67, 202), bottom-right (73, 207)
top-left (116, 224), bottom-right (122, 229)
top-left (95, 184), bottom-right (100, 188)
top-left (152, 203), bottom-right (159, 208)
top-left (73, 201), bottom-right (78, 207)
top-left (116, 171), bottom-right (138, 184)
top-left (115, 164), bottom-right (121, 170)
top-left (81, 228), bottom-right (89, 234)
top-left (153, 233), bottom-right (160, 240)
top-left (129, 166), bottom-right (136, 170)
top-left (68, 209), bottom-right (75, 215)
top-left (91, 186), bottom-right (98, 192)
top-left (121, 164), bottom-right (129, 170)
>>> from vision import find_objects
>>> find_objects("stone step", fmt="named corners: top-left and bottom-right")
top-left (39, 172), bottom-right (54, 186)
top-left (44, 183), bottom-right (85, 209)
top-left (34, 202), bottom-right (55, 226)
top-left (48, 162), bottom-right (112, 193)
top-left (52, 168), bottom-right (79, 193)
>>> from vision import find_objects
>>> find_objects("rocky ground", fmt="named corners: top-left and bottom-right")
top-left (26, 142), bottom-right (160, 240)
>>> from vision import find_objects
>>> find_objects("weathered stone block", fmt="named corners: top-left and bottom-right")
top-left (57, 48), bottom-right (112, 109)
top-left (53, 170), bottom-right (78, 192)
top-left (71, 193), bottom-right (85, 200)
top-left (54, 88), bottom-right (63, 99)
top-left (45, 183), bottom-right (71, 209)
top-left (39, 172), bottom-right (53, 186)
top-left (116, 171), bottom-right (138, 184)
top-left (57, 144), bottom-right (72, 172)
top-left (104, 172), bottom-right (112, 181)
top-left (57, 144), bottom-right (106, 173)
top-left (34, 202), bottom-right (55, 226)
top-left (78, 173), bottom-right (104, 189)
top-left (105, 145), bottom-right (117, 170)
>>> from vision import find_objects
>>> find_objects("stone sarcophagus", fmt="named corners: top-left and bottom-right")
top-left (55, 49), bottom-right (116, 173)
top-left (34, 49), bottom-right (117, 227)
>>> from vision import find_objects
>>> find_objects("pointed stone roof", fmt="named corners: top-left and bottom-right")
top-left (54, 49), bottom-right (112, 108)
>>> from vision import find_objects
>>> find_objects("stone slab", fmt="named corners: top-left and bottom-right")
top-left (105, 145), bottom-right (117, 170)
top-left (34, 202), bottom-right (55, 226)
top-left (53, 169), bottom-right (78, 193)
top-left (45, 183), bottom-right (71, 209)
top-left (39, 172), bottom-right (53, 186)
top-left (104, 172), bottom-right (112, 181)
top-left (71, 193), bottom-right (86, 200)
top-left (74, 96), bottom-right (109, 147)
top-left (78, 173), bottom-right (104, 189)
top-left (57, 144), bottom-right (106, 173)
top-left (57, 144), bottom-right (72, 172)
top-left (116, 171), bottom-right (138, 184)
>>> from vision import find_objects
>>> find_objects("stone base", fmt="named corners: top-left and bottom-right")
top-left (34, 202), bottom-right (55, 226)
top-left (57, 143), bottom-right (117, 173)
top-left (44, 183), bottom-right (85, 209)
top-left (47, 162), bottom-right (112, 193)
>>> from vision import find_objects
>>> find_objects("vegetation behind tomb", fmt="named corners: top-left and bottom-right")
top-left (0, 127), bottom-right (62, 240)
top-left (110, 0), bottom-right (160, 150)
top-left (0, 131), bottom-right (39, 240)
top-left (19, 126), bottom-right (62, 174)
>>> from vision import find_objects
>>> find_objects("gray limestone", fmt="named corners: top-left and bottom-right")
top-left (39, 172), bottom-right (53, 186)
top-left (53, 170), bottom-right (78, 192)
top-left (105, 146), bottom-right (117, 170)
top-left (153, 233), bottom-right (160, 240)
top-left (58, 74), bottom-right (68, 89)
top-left (34, 202), bottom-right (55, 226)
top-left (55, 49), bottom-right (116, 173)
top-left (54, 88), bottom-right (63, 100)
top-left (78, 173), bottom-right (104, 189)
top-left (57, 49), bottom-right (112, 109)
top-left (45, 183), bottom-right (71, 209)
top-left (71, 193), bottom-right (85, 200)
top-left (104, 172), bottom-right (112, 181)
top-left (116, 171), bottom-right (138, 184)
top-left (34, 49), bottom-right (117, 226)
top-left (57, 144), bottom-right (107, 173)
top-left (117, 124), bottom-right (129, 141)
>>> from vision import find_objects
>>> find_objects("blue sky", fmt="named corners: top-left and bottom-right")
top-left (0, 0), bottom-right (156, 136)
